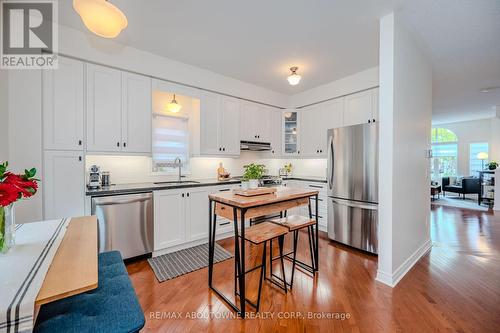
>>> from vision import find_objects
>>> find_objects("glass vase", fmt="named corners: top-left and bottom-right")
top-left (0, 204), bottom-right (15, 254)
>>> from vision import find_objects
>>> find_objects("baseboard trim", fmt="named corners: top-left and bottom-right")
top-left (376, 239), bottom-right (432, 287)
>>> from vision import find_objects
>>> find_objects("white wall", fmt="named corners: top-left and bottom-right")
top-left (377, 12), bottom-right (433, 287)
top-left (437, 119), bottom-right (492, 176)
top-left (289, 67), bottom-right (379, 108)
top-left (85, 154), bottom-right (327, 184)
top-left (7, 70), bottom-right (43, 223)
top-left (0, 70), bottom-right (8, 161)
top-left (490, 108), bottom-right (500, 163)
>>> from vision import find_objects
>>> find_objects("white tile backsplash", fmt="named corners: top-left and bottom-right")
top-left (85, 153), bottom-right (327, 184)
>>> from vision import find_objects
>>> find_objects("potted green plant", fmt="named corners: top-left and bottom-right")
top-left (242, 164), bottom-right (266, 189)
top-left (486, 161), bottom-right (498, 170)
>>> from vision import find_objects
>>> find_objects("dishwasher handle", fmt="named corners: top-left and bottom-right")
top-left (92, 193), bottom-right (152, 206)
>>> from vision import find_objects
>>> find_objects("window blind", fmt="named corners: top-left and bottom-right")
top-left (152, 114), bottom-right (189, 172)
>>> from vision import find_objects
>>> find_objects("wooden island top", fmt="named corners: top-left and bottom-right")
top-left (209, 187), bottom-right (319, 208)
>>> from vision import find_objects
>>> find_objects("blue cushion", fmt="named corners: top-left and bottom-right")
top-left (34, 251), bottom-right (145, 333)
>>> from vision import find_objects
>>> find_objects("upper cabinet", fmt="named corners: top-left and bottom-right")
top-left (86, 64), bottom-right (152, 153)
top-left (282, 110), bottom-right (300, 156)
top-left (269, 109), bottom-right (282, 157)
top-left (343, 88), bottom-right (378, 127)
top-left (240, 101), bottom-right (272, 143)
top-left (43, 56), bottom-right (84, 151)
top-left (200, 91), bottom-right (240, 156)
top-left (122, 72), bottom-right (152, 153)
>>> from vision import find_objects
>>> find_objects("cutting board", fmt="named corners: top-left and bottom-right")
top-left (233, 187), bottom-right (277, 197)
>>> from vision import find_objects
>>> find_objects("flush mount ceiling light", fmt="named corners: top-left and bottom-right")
top-left (73, 0), bottom-right (128, 38)
top-left (166, 94), bottom-right (182, 113)
top-left (287, 67), bottom-right (301, 86)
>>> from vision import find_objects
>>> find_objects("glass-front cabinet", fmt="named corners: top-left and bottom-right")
top-left (282, 110), bottom-right (300, 156)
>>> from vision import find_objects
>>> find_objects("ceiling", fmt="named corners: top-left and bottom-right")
top-left (58, 0), bottom-right (500, 122)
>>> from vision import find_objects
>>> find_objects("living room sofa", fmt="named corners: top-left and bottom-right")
top-left (442, 177), bottom-right (481, 201)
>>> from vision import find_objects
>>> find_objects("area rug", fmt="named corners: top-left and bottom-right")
top-left (432, 197), bottom-right (489, 212)
top-left (147, 243), bottom-right (233, 282)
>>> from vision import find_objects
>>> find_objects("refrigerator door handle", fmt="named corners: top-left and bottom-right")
top-left (327, 134), bottom-right (334, 191)
top-left (331, 198), bottom-right (378, 210)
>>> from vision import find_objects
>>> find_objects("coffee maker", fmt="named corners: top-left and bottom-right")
top-left (88, 165), bottom-right (101, 189)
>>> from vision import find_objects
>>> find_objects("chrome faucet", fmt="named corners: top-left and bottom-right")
top-left (173, 157), bottom-right (182, 181)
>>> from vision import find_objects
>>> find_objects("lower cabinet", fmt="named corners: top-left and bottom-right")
top-left (154, 187), bottom-right (212, 253)
top-left (43, 151), bottom-right (85, 220)
top-left (282, 180), bottom-right (328, 231)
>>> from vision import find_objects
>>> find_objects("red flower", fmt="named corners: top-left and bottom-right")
top-left (0, 183), bottom-right (19, 207)
top-left (3, 173), bottom-right (38, 198)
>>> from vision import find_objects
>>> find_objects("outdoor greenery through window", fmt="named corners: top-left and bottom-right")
top-left (469, 142), bottom-right (489, 175)
top-left (152, 114), bottom-right (190, 173)
top-left (431, 128), bottom-right (458, 180)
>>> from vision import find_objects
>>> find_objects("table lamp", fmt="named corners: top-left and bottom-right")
top-left (477, 152), bottom-right (488, 170)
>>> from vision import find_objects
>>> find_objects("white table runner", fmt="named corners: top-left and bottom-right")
top-left (0, 218), bottom-right (70, 333)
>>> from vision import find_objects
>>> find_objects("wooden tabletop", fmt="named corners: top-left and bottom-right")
top-left (35, 216), bottom-right (98, 306)
top-left (209, 187), bottom-right (319, 208)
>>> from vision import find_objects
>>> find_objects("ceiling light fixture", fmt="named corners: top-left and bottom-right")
top-left (287, 67), bottom-right (301, 86)
top-left (73, 0), bottom-right (128, 38)
top-left (166, 94), bottom-right (182, 113)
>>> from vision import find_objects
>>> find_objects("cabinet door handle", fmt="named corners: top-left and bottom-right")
top-left (78, 156), bottom-right (82, 161)
top-left (368, 119), bottom-right (371, 123)
top-left (320, 150), bottom-right (323, 153)
top-left (298, 150), bottom-right (300, 154)
top-left (223, 147), bottom-right (226, 151)
top-left (272, 150), bottom-right (274, 154)
top-left (123, 142), bottom-right (126, 147)
top-left (187, 193), bottom-right (190, 197)
top-left (78, 140), bottom-right (82, 146)
top-left (219, 188), bottom-right (230, 192)
top-left (117, 142), bottom-right (120, 147)
top-left (219, 147), bottom-right (222, 151)
top-left (309, 184), bottom-right (323, 189)
top-left (182, 193), bottom-right (185, 197)
top-left (373, 119), bottom-right (376, 123)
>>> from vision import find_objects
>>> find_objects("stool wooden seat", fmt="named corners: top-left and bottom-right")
top-left (269, 215), bottom-right (315, 231)
top-left (244, 222), bottom-right (289, 244)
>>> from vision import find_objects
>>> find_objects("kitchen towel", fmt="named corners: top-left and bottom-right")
top-left (0, 218), bottom-right (70, 333)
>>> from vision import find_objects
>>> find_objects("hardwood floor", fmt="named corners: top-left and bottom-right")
top-left (127, 206), bottom-right (500, 332)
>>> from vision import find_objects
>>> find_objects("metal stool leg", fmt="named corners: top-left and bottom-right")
top-left (278, 235), bottom-right (287, 293)
top-left (308, 225), bottom-right (316, 271)
top-left (255, 242), bottom-right (267, 311)
top-left (290, 230), bottom-right (299, 288)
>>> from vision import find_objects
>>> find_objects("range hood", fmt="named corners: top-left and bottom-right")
top-left (240, 140), bottom-right (272, 151)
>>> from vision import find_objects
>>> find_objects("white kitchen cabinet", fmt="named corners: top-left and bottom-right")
top-left (269, 110), bottom-right (282, 157)
top-left (299, 105), bottom-right (321, 157)
top-left (86, 64), bottom-right (122, 152)
top-left (343, 89), bottom-right (378, 127)
top-left (86, 64), bottom-right (152, 153)
top-left (43, 56), bottom-right (84, 151)
top-left (283, 180), bottom-right (328, 231)
top-left (121, 72), bottom-right (152, 153)
top-left (220, 96), bottom-right (240, 155)
top-left (154, 189), bottom-right (187, 250)
top-left (200, 92), bottom-right (240, 156)
top-left (282, 110), bottom-right (301, 156)
top-left (200, 91), bottom-right (221, 155)
top-left (43, 151), bottom-right (85, 219)
top-left (240, 101), bottom-right (272, 143)
top-left (154, 187), bottom-right (213, 252)
top-left (187, 187), bottom-right (210, 241)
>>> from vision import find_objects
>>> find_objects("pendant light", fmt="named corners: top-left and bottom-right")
top-left (166, 94), bottom-right (182, 113)
top-left (73, 0), bottom-right (128, 38)
top-left (287, 66), bottom-right (301, 85)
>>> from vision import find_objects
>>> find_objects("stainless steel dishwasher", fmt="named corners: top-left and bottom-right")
top-left (91, 192), bottom-right (153, 259)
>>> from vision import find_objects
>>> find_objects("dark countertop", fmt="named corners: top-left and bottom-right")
top-left (86, 176), bottom-right (327, 196)
top-left (86, 178), bottom-right (241, 196)
top-left (283, 176), bottom-right (327, 183)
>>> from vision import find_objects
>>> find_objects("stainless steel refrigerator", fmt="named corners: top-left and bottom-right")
top-left (327, 123), bottom-right (379, 254)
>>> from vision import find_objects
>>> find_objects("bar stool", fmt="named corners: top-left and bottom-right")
top-left (235, 221), bottom-right (289, 311)
top-left (269, 215), bottom-right (317, 288)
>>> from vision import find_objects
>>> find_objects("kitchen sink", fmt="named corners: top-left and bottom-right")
top-left (154, 181), bottom-right (201, 185)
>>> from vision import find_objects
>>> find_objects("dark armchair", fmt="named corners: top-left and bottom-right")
top-left (442, 177), bottom-right (480, 200)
